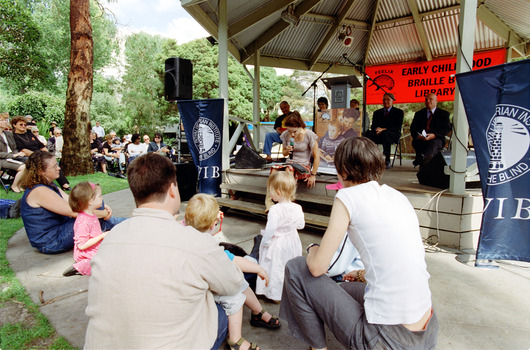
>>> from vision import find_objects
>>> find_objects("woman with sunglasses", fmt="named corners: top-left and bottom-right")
top-left (30, 126), bottom-right (47, 145)
top-left (11, 116), bottom-right (72, 191)
top-left (147, 132), bottom-right (171, 157)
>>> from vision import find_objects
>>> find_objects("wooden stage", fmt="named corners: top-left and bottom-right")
top-left (218, 159), bottom-right (484, 251)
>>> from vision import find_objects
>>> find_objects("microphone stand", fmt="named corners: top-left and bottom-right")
top-left (342, 54), bottom-right (390, 96)
top-left (302, 62), bottom-right (334, 128)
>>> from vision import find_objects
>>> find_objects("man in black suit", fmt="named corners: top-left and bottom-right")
top-left (410, 93), bottom-right (451, 167)
top-left (365, 93), bottom-right (404, 168)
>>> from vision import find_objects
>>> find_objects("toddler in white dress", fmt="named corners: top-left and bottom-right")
top-left (256, 171), bottom-right (305, 302)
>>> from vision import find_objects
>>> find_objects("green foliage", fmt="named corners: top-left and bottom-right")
top-left (4, 91), bottom-right (65, 125)
top-left (0, 0), bottom-right (119, 94)
top-left (0, 0), bottom-right (51, 92)
top-left (31, 0), bottom-right (119, 92)
top-left (121, 32), bottom-right (169, 135)
top-left (167, 39), bottom-right (292, 122)
top-left (280, 70), bottom-right (318, 118)
top-left (259, 67), bottom-right (290, 119)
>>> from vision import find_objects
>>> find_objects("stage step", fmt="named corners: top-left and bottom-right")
top-left (216, 197), bottom-right (330, 227)
top-left (220, 183), bottom-right (335, 206)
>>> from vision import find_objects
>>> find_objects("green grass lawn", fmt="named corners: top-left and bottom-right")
top-left (0, 173), bottom-right (130, 349)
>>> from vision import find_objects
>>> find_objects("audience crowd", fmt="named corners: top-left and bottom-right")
top-left (1, 95), bottom-right (447, 349)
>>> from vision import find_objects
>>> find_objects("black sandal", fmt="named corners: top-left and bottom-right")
top-left (62, 265), bottom-right (81, 277)
top-left (250, 310), bottom-right (281, 329)
top-left (226, 337), bottom-right (259, 350)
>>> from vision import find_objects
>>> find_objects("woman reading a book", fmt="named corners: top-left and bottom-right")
top-left (277, 112), bottom-right (320, 188)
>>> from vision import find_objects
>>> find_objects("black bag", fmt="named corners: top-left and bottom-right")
top-left (8, 199), bottom-right (22, 219)
top-left (234, 145), bottom-right (266, 169)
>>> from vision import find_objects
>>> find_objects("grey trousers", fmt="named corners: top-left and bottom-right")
top-left (279, 257), bottom-right (438, 349)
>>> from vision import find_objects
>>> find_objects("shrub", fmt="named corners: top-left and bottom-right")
top-left (5, 90), bottom-right (64, 125)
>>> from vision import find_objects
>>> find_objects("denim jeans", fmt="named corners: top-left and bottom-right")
top-left (263, 131), bottom-right (282, 156)
top-left (211, 302), bottom-right (228, 350)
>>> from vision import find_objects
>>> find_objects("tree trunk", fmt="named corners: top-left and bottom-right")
top-left (61, 0), bottom-right (94, 176)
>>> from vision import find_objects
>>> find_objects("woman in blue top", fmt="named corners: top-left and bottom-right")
top-left (19, 151), bottom-right (125, 254)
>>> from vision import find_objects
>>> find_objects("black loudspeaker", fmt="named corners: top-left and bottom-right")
top-left (164, 57), bottom-right (193, 101)
top-left (417, 150), bottom-right (477, 189)
top-left (234, 145), bottom-right (266, 169)
top-left (175, 162), bottom-right (197, 201)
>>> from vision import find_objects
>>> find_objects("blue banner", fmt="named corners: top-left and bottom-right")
top-left (456, 59), bottom-right (530, 262)
top-left (177, 99), bottom-right (224, 196)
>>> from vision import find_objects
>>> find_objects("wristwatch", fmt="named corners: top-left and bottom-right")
top-left (306, 243), bottom-right (320, 253)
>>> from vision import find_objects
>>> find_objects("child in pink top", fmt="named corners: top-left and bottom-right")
top-left (68, 182), bottom-right (107, 275)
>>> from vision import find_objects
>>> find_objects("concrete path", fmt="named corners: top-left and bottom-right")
top-left (7, 189), bottom-right (530, 349)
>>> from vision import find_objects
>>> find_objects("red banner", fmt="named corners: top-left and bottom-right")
top-left (365, 49), bottom-right (505, 104)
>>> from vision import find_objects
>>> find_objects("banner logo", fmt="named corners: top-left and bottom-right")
top-left (486, 104), bottom-right (530, 185)
top-left (368, 74), bottom-right (395, 91)
top-left (193, 117), bottom-right (221, 161)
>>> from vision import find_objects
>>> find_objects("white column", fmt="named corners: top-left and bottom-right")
top-left (449, 0), bottom-right (477, 194)
top-left (253, 51), bottom-right (261, 148)
top-left (218, 0), bottom-right (229, 170)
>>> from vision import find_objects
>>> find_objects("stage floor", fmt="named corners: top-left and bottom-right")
top-left (221, 158), bottom-right (484, 251)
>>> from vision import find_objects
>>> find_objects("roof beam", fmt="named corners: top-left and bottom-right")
top-left (363, 0), bottom-right (382, 66)
top-left (241, 0), bottom-right (323, 64)
top-left (308, 0), bottom-right (358, 70)
top-left (375, 5), bottom-right (460, 27)
top-left (303, 12), bottom-right (369, 29)
top-left (407, 0), bottom-right (433, 61)
top-left (303, 5), bottom-right (461, 33)
top-left (229, 0), bottom-right (294, 38)
top-left (259, 56), bottom-right (360, 75)
top-left (183, 4), bottom-right (241, 61)
top-left (477, 3), bottom-right (527, 57)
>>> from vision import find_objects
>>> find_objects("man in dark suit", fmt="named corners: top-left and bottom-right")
top-left (365, 93), bottom-right (404, 168)
top-left (410, 93), bottom-right (451, 167)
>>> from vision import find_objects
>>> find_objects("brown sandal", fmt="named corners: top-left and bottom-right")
top-left (226, 337), bottom-right (259, 350)
top-left (250, 310), bottom-right (281, 329)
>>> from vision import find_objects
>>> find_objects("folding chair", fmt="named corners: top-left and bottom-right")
top-left (391, 130), bottom-right (409, 167)
top-left (391, 140), bottom-right (402, 167)
top-left (0, 169), bottom-right (16, 194)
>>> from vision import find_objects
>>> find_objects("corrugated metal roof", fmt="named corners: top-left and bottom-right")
top-left (182, 0), bottom-right (530, 72)
top-left (484, 0), bottom-right (530, 39)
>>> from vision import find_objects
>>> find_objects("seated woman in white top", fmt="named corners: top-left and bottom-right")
top-left (126, 133), bottom-right (146, 163)
top-left (279, 137), bottom-right (438, 350)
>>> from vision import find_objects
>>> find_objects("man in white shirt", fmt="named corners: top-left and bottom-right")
top-left (91, 121), bottom-right (105, 141)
